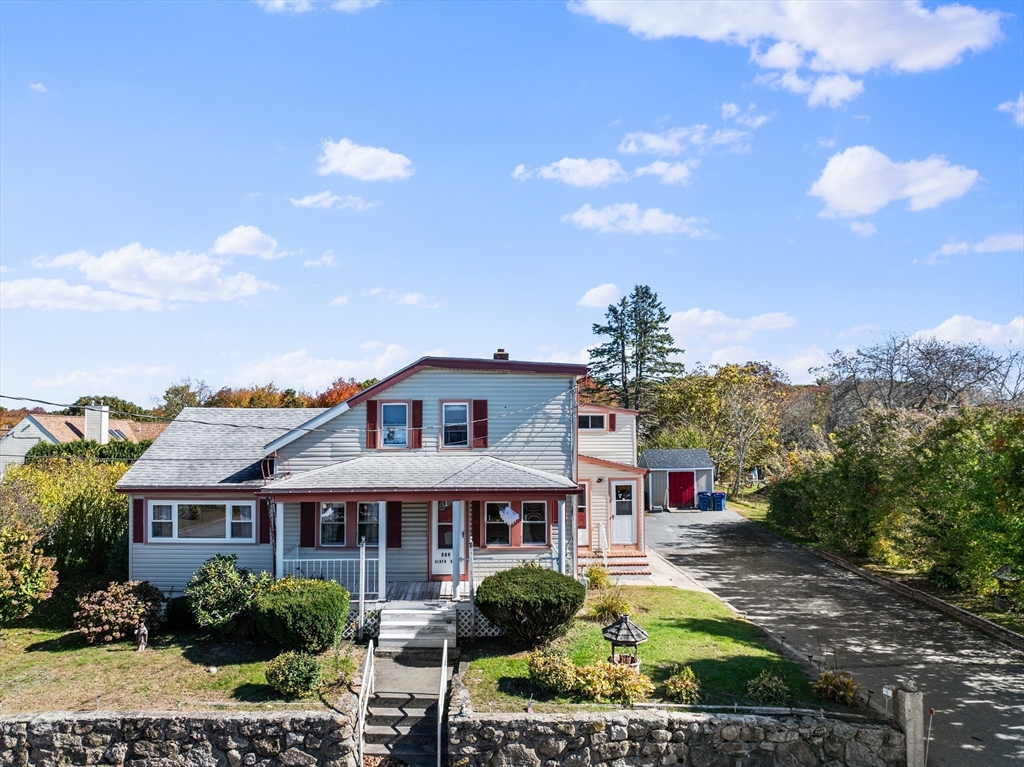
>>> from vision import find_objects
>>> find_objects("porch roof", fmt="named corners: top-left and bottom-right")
top-left (261, 453), bottom-right (579, 494)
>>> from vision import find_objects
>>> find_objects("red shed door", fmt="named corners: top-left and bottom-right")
top-left (668, 471), bottom-right (695, 508)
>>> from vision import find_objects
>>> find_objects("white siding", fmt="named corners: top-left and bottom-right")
top-left (390, 502), bottom-right (428, 581)
top-left (578, 412), bottom-right (637, 467)
top-left (0, 419), bottom-right (51, 476)
top-left (278, 369), bottom-right (575, 477)
top-left (471, 546), bottom-right (557, 579)
top-left (695, 469), bottom-right (714, 494)
top-left (130, 542), bottom-right (273, 594)
top-left (647, 469), bottom-right (714, 509)
top-left (578, 461), bottom-right (609, 540)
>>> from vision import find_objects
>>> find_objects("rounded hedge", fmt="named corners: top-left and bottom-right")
top-left (475, 564), bottom-right (585, 647)
top-left (254, 577), bottom-right (349, 653)
top-left (265, 651), bottom-right (323, 698)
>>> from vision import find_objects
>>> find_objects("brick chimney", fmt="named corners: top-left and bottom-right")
top-left (493, 348), bottom-right (510, 361)
top-left (84, 405), bottom-right (110, 445)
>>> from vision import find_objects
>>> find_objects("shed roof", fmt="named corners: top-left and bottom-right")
top-left (638, 449), bottom-right (714, 470)
top-left (601, 614), bottom-right (649, 646)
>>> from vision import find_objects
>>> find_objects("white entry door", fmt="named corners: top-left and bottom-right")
top-left (431, 501), bottom-right (466, 578)
top-left (611, 481), bottom-right (637, 545)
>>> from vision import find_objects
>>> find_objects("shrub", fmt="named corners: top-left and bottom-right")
top-left (575, 662), bottom-right (654, 704)
top-left (574, 663), bottom-right (614, 702)
top-left (584, 564), bottom-right (613, 590)
top-left (0, 520), bottom-right (58, 625)
top-left (255, 577), bottom-right (349, 652)
top-left (586, 589), bottom-right (632, 623)
top-left (265, 651), bottom-right (323, 697)
top-left (74, 580), bottom-right (164, 644)
top-left (185, 554), bottom-right (272, 635)
top-left (475, 565), bottom-right (585, 647)
top-left (163, 595), bottom-right (199, 632)
top-left (664, 666), bottom-right (701, 704)
top-left (527, 650), bottom-right (578, 695)
top-left (813, 669), bottom-right (859, 705)
top-left (745, 669), bottom-right (790, 706)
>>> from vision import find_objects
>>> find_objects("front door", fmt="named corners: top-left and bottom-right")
top-left (668, 471), bottom-right (695, 508)
top-left (611, 481), bottom-right (637, 544)
top-left (430, 501), bottom-right (466, 578)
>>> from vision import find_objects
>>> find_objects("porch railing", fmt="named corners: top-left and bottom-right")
top-left (282, 551), bottom-right (380, 599)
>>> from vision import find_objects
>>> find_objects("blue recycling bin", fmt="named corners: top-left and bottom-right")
top-left (712, 492), bottom-right (727, 511)
top-left (697, 492), bottom-right (712, 511)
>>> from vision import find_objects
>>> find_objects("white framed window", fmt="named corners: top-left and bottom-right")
top-left (484, 502), bottom-right (511, 546)
top-left (320, 502), bottom-right (346, 546)
top-left (578, 414), bottom-right (606, 430)
top-left (381, 402), bottom-right (409, 447)
top-left (442, 402), bottom-right (469, 448)
top-left (576, 486), bottom-right (587, 529)
top-left (357, 502), bottom-right (379, 545)
top-left (147, 501), bottom-right (255, 542)
top-left (521, 502), bottom-right (547, 546)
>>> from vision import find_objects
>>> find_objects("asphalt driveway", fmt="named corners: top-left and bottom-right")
top-left (645, 510), bottom-right (1024, 767)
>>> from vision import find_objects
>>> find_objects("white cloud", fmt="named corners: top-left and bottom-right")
top-left (914, 315), bottom-right (1024, 348)
top-left (809, 145), bottom-right (979, 218)
top-left (512, 157), bottom-right (628, 187)
top-left (35, 243), bottom-right (273, 302)
top-left (709, 345), bottom-right (758, 366)
top-left (29, 82), bottom-right (48, 93)
top-left (721, 102), bottom-right (770, 128)
top-left (329, 296), bottom-right (349, 306)
top-left (779, 346), bottom-right (831, 383)
top-left (997, 92), bottom-right (1024, 127)
top-left (232, 345), bottom-right (409, 391)
top-left (618, 125), bottom-right (749, 155)
top-left (578, 283), bottom-right (621, 307)
top-left (0, 265), bottom-right (9, 273)
top-left (923, 232), bottom-right (1024, 263)
top-left (0, 278), bottom-right (163, 311)
top-left (212, 225), bottom-right (289, 259)
top-left (289, 191), bottom-right (377, 211)
top-left (563, 203), bottom-right (710, 236)
top-left (570, 1), bottom-right (1003, 107)
top-left (304, 251), bottom-right (337, 267)
top-left (33, 364), bottom-right (174, 388)
top-left (818, 137), bottom-right (836, 148)
top-left (633, 160), bottom-right (697, 186)
top-left (848, 221), bottom-right (878, 236)
top-left (255, 0), bottom-right (380, 12)
top-left (668, 307), bottom-right (796, 344)
top-left (396, 292), bottom-right (441, 309)
top-left (317, 138), bottom-right (413, 181)
top-left (360, 340), bottom-right (384, 349)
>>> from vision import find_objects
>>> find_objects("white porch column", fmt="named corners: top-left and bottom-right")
top-left (378, 500), bottom-right (387, 601)
top-left (451, 500), bottom-right (463, 600)
top-left (557, 500), bottom-right (566, 575)
top-left (274, 502), bottom-right (285, 578)
top-left (571, 494), bottom-right (580, 581)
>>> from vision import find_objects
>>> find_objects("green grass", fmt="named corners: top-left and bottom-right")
top-left (462, 586), bottom-right (820, 713)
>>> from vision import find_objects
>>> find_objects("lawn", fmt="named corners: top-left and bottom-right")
top-left (461, 586), bottom-right (822, 713)
top-left (0, 576), bottom-right (360, 714)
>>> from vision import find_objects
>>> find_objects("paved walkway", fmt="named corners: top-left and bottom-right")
top-left (645, 510), bottom-right (1024, 767)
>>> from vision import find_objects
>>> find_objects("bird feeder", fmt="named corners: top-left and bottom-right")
top-left (992, 565), bottom-right (1019, 613)
top-left (602, 614), bottom-right (648, 672)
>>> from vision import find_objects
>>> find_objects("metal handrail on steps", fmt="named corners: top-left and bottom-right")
top-left (357, 639), bottom-right (375, 765)
top-left (596, 523), bottom-right (609, 567)
top-left (437, 639), bottom-right (448, 767)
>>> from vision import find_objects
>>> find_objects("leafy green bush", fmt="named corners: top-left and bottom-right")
top-left (74, 580), bottom-right (164, 644)
top-left (586, 589), bottom-right (632, 622)
top-left (584, 564), bottom-right (612, 590)
top-left (163, 595), bottom-right (198, 632)
top-left (25, 439), bottom-right (153, 465)
top-left (184, 554), bottom-right (272, 635)
top-left (475, 565), bottom-right (585, 647)
top-left (745, 669), bottom-right (790, 706)
top-left (813, 669), bottom-right (859, 705)
top-left (664, 666), bottom-right (701, 704)
top-left (527, 650), bottom-right (578, 695)
top-left (575, 662), bottom-right (654, 704)
top-left (0, 520), bottom-right (58, 625)
top-left (265, 651), bottom-right (323, 697)
top-left (254, 576), bottom-right (349, 652)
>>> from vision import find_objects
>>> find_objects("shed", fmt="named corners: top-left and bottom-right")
top-left (638, 449), bottom-right (715, 511)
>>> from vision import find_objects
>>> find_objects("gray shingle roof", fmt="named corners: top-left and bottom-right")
top-left (265, 453), bottom-right (578, 493)
top-left (116, 407), bottom-right (327, 490)
top-left (638, 449), bottom-right (714, 470)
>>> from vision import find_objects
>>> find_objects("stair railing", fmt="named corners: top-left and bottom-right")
top-left (357, 639), bottom-right (375, 765)
top-left (596, 523), bottom-right (610, 568)
top-left (437, 638), bottom-right (448, 767)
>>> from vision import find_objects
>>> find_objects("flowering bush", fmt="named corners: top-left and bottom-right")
top-left (74, 580), bottom-right (164, 644)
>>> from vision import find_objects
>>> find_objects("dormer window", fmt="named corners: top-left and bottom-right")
top-left (381, 403), bottom-right (409, 447)
top-left (578, 414), bottom-right (606, 430)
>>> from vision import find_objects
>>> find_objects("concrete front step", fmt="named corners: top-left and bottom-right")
top-left (363, 741), bottom-right (438, 764)
top-left (379, 604), bottom-right (458, 648)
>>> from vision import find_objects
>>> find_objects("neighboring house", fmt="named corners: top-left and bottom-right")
top-left (639, 449), bottom-right (715, 511)
top-left (0, 406), bottom-right (168, 476)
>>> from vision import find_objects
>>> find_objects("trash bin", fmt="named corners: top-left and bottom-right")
top-left (712, 492), bottom-right (727, 511)
top-left (697, 492), bottom-right (712, 511)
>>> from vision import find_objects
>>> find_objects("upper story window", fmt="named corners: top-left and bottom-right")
top-left (320, 502), bottom-right (346, 546)
top-left (381, 403), bottom-right (408, 447)
top-left (578, 414), bottom-right (606, 430)
top-left (148, 501), bottom-right (255, 542)
top-left (442, 403), bottom-right (469, 448)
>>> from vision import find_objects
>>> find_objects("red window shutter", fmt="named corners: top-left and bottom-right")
top-left (609, 413), bottom-right (617, 431)
top-left (410, 400), bottom-right (423, 448)
top-left (366, 400), bottom-right (378, 449)
top-left (472, 400), bottom-right (488, 448)
top-left (132, 498), bottom-right (145, 543)
top-left (300, 502), bottom-right (316, 548)
top-left (471, 500), bottom-right (482, 546)
top-left (386, 501), bottom-right (402, 548)
top-left (258, 499), bottom-right (271, 544)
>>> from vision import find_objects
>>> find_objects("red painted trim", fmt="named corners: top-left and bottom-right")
top-left (132, 498), bottom-right (145, 543)
top-left (578, 403), bottom-right (640, 415)
top-left (576, 479), bottom-right (591, 530)
top-left (386, 501), bottom-right (402, 548)
top-left (608, 413), bottom-right (617, 432)
top-left (472, 399), bottom-right (488, 448)
top-left (258, 499), bottom-right (271, 545)
top-left (300, 501), bottom-right (316, 547)
top-left (578, 454), bottom-right (648, 474)
top-left (365, 400), bottom-right (378, 449)
top-left (259, 488), bottom-right (580, 499)
top-left (410, 401), bottom-right (423, 449)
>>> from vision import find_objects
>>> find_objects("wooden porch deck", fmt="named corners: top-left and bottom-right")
top-left (384, 580), bottom-right (473, 602)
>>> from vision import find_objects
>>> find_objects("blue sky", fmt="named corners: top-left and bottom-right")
top-left (1, 0), bottom-right (1022, 407)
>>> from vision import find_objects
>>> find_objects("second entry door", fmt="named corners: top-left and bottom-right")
top-left (611, 481), bottom-right (637, 545)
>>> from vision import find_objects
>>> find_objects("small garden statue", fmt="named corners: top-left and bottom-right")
top-left (135, 621), bottom-right (148, 652)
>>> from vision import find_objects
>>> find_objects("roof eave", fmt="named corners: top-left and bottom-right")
top-left (263, 403), bottom-right (348, 456)
top-left (257, 484), bottom-right (582, 495)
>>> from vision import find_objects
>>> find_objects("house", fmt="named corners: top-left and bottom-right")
top-left (0, 406), bottom-right (168, 476)
top-left (639, 448), bottom-right (715, 510)
top-left (119, 352), bottom-right (657, 604)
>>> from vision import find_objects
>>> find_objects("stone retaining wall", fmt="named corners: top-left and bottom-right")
top-left (0, 705), bottom-right (359, 767)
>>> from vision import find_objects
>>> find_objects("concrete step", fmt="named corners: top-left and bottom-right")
top-left (379, 625), bottom-right (456, 638)
top-left (370, 692), bottom-right (437, 709)
top-left (363, 741), bottom-right (438, 765)
top-left (380, 613), bottom-right (455, 626)
top-left (364, 721), bottom-right (436, 744)
top-left (366, 707), bottom-right (437, 726)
